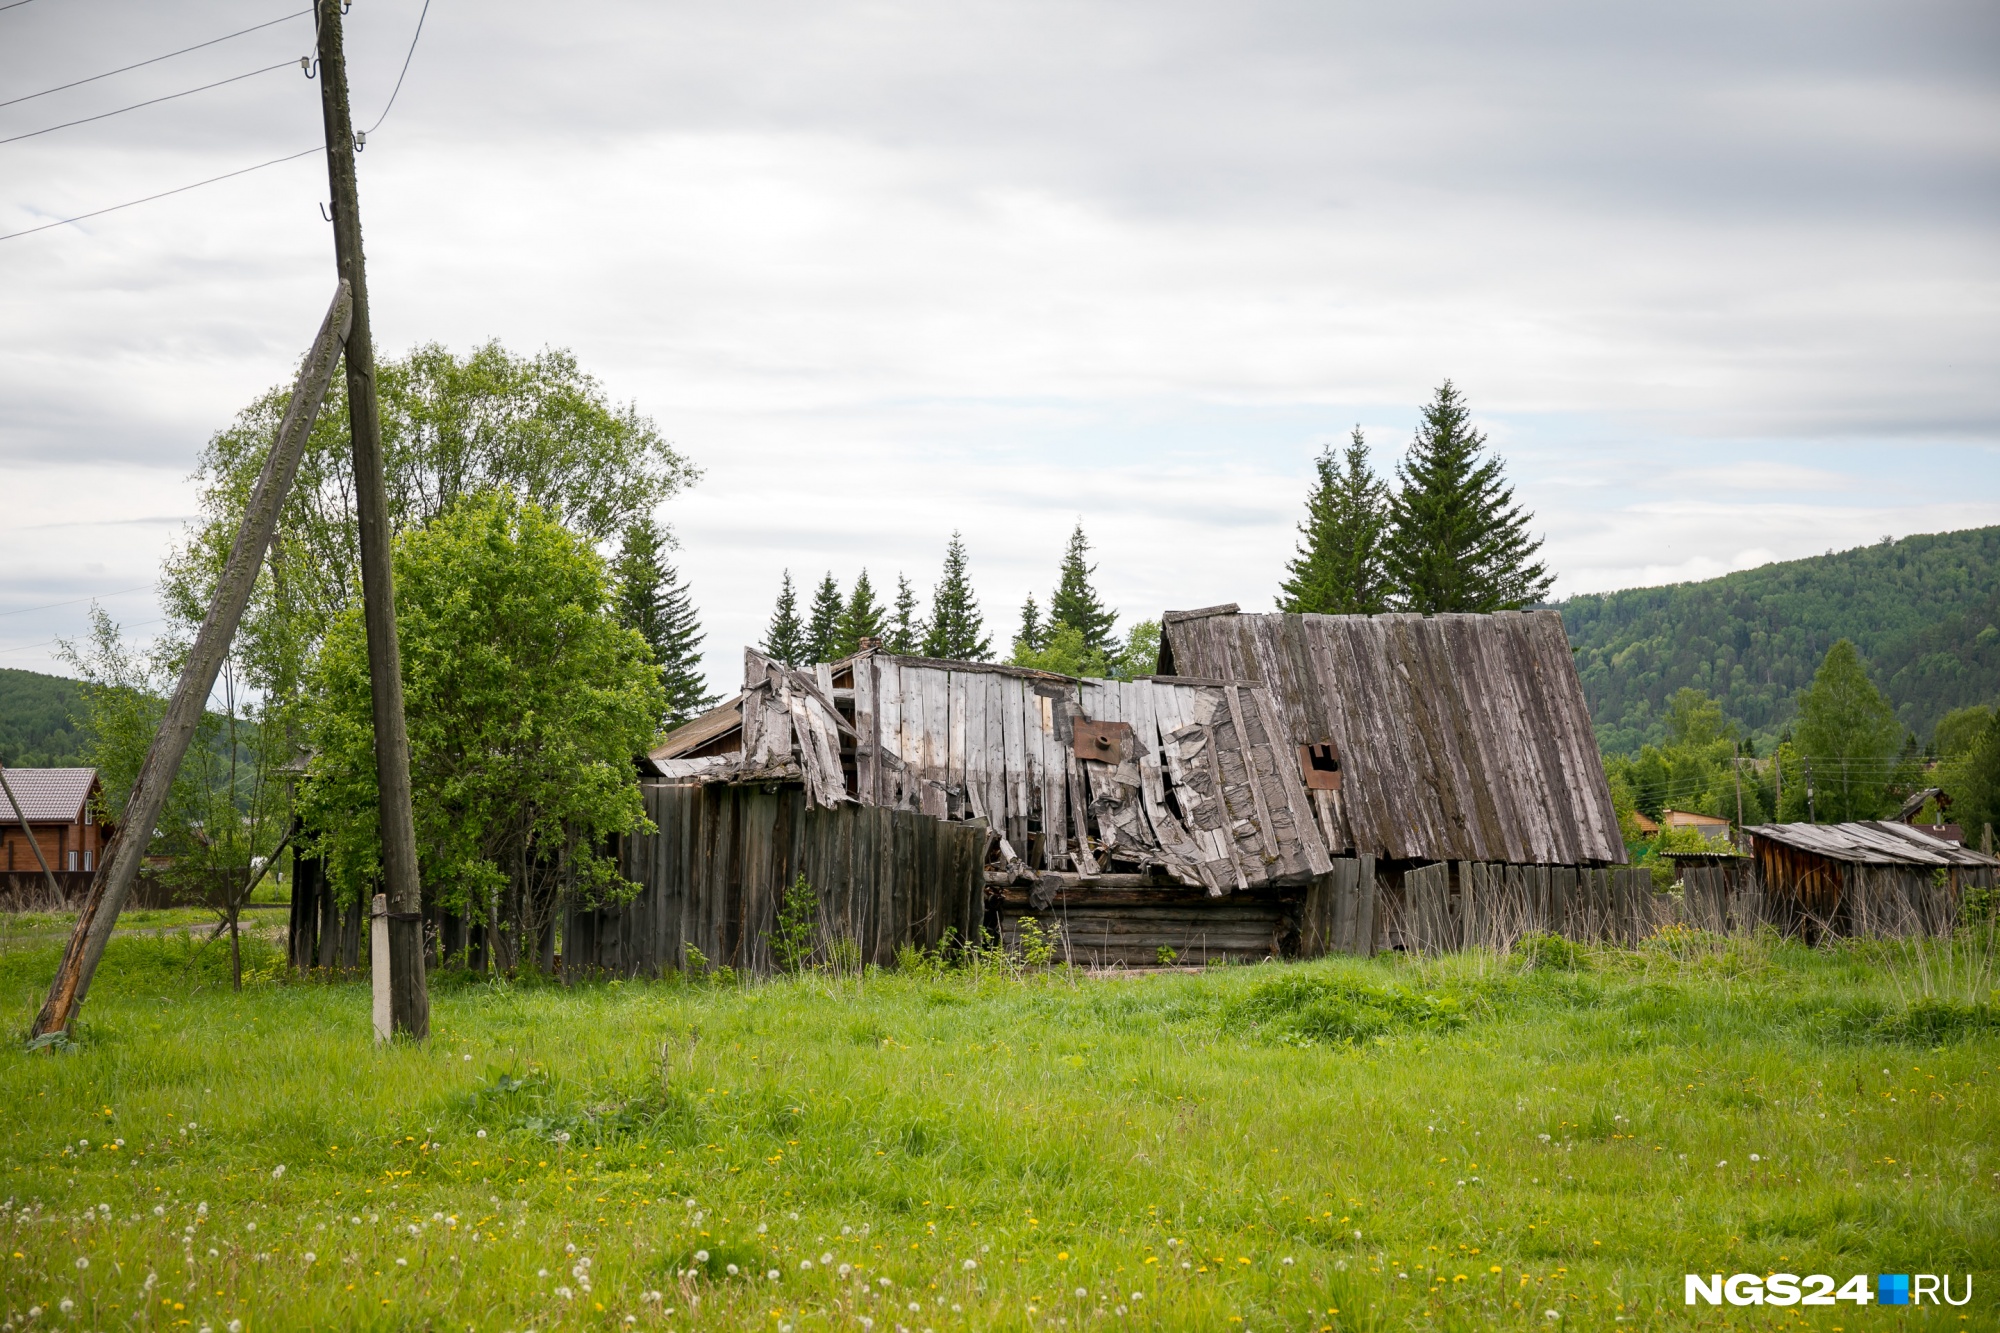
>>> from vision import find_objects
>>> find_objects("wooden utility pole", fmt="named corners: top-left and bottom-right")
top-left (32, 284), bottom-right (354, 1040)
top-left (1733, 741), bottom-right (1744, 843)
top-left (315, 0), bottom-right (428, 1040)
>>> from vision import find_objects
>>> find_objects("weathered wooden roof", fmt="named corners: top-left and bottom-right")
top-left (649, 648), bottom-right (1333, 893)
top-left (0, 768), bottom-right (97, 823)
top-left (1747, 821), bottom-right (2000, 869)
top-left (650, 695), bottom-right (744, 761)
top-left (1157, 607), bottom-right (1625, 865)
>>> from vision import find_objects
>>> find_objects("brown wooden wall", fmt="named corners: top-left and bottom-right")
top-left (564, 781), bottom-right (988, 977)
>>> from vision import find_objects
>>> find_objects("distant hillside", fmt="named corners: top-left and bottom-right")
top-left (0, 668), bottom-right (89, 767)
top-left (1559, 525), bottom-right (2000, 754)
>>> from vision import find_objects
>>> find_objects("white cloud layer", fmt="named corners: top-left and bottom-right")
top-left (2, 0), bottom-right (1996, 691)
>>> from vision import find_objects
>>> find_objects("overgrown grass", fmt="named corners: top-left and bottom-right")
top-left (2, 927), bottom-right (1996, 1330)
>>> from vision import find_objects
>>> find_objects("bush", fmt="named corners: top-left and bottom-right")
top-left (1514, 930), bottom-right (1583, 970)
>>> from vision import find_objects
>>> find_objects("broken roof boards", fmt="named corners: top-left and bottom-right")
top-left (1157, 606), bottom-right (1625, 866)
top-left (652, 650), bottom-right (1328, 894)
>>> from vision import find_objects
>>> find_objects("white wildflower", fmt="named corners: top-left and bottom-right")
top-left (74, 1256), bottom-right (89, 1270)
top-left (963, 1259), bottom-right (977, 1271)
top-left (271, 1165), bottom-right (286, 1180)
top-left (694, 1250), bottom-right (708, 1263)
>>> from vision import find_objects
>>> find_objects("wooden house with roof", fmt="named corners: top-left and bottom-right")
top-left (0, 767), bottom-right (108, 905)
top-left (566, 603), bottom-right (1642, 975)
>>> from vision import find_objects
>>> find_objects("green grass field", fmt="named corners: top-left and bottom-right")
top-left (2, 921), bottom-right (1996, 1331)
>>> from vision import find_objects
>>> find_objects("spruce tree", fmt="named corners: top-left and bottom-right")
top-left (1014, 594), bottom-right (1045, 657)
top-left (886, 574), bottom-right (924, 654)
top-left (1049, 520), bottom-right (1119, 654)
top-left (835, 568), bottom-right (887, 656)
top-left (921, 532), bottom-right (993, 661)
top-left (613, 518), bottom-right (717, 728)
top-left (1383, 381), bottom-right (1552, 613)
top-left (804, 572), bottom-right (844, 664)
top-left (759, 570), bottom-right (805, 667)
top-left (1279, 427), bottom-right (1390, 615)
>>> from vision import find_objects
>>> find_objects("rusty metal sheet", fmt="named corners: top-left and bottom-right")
top-left (1072, 718), bottom-right (1133, 762)
top-left (1298, 742), bottom-right (1342, 791)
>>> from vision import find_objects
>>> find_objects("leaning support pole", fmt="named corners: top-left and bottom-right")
top-left (30, 282), bottom-right (353, 1041)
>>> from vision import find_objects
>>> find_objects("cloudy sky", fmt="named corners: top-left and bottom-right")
top-left (3, 0), bottom-right (1997, 693)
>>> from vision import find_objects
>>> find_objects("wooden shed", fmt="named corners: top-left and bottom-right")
top-left (1745, 821), bottom-right (1999, 938)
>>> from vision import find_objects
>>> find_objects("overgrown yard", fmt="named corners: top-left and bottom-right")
top-left (1, 927), bottom-right (1995, 1331)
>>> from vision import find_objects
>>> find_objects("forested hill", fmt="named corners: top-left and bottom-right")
top-left (0, 668), bottom-right (89, 767)
top-left (1559, 525), bottom-right (2000, 755)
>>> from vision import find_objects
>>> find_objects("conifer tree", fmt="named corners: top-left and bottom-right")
top-left (759, 570), bottom-right (805, 667)
top-left (1383, 381), bottom-right (1552, 613)
top-left (804, 572), bottom-right (844, 664)
top-left (1014, 594), bottom-right (1045, 657)
top-left (1279, 427), bottom-right (1390, 615)
top-left (886, 574), bottom-right (924, 654)
top-left (1049, 521), bottom-right (1118, 654)
top-left (613, 518), bottom-right (716, 727)
top-left (835, 568), bottom-right (887, 656)
top-left (921, 532), bottom-right (992, 661)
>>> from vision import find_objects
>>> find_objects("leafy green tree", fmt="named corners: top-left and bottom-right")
top-left (922, 533), bottom-right (992, 661)
top-left (1602, 686), bottom-right (1768, 831)
top-left (835, 569), bottom-right (888, 656)
top-left (60, 608), bottom-right (288, 989)
top-left (804, 573), bottom-right (845, 664)
top-left (613, 517), bottom-right (716, 728)
top-left (1049, 521), bottom-right (1119, 655)
top-left (886, 575), bottom-right (924, 654)
top-left (1279, 427), bottom-right (1391, 615)
top-left (1384, 381), bottom-right (1551, 614)
top-left (160, 341), bottom-right (696, 766)
top-left (1011, 618), bottom-right (1160, 681)
top-left (0, 669), bottom-right (87, 767)
top-left (1940, 713), bottom-right (2000, 849)
top-left (300, 493), bottom-right (661, 968)
top-left (1793, 639), bottom-right (1901, 822)
top-left (760, 571), bottom-right (805, 667)
top-left (1935, 704), bottom-right (1994, 760)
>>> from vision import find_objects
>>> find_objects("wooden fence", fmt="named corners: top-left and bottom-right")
top-left (1392, 862), bottom-right (1660, 954)
top-left (563, 781), bottom-right (987, 977)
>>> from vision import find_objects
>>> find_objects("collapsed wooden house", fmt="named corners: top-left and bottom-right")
top-left (574, 603), bottom-right (1633, 974)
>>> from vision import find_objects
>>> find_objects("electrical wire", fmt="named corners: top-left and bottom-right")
top-left (0, 145), bottom-right (319, 242)
top-left (0, 586), bottom-right (153, 617)
top-left (363, 0), bottom-right (431, 135)
top-left (0, 10), bottom-right (311, 110)
top-left (0, 0), bottom-right (40, 13)
top-left (0, 60), bottom-right (298, 146)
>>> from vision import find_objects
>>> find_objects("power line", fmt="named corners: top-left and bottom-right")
top-left (364, 0), bottom-right (431, 135)
top-left (0, 10), bottom-right (311, 110)
top-left (0, 586), bottom-right (153, 617)
top-left (0, 0), bottom-right (41, 13)
top-left (0, 60), bottom-right (297, 146)
top-left (0, 145), bottom-right (319, 242)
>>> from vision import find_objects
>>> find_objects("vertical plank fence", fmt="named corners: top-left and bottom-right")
top-left (563, 782), bottom-right (986, 978)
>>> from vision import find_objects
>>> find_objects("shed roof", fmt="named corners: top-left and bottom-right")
top-left (0, 768), bottom-right (97, 822)
top-left (1747, 821), bottom-right (2000, 869)
top-left (651, 695), bottom-right (745, 761)
top-left (1156, 607), bottom-right (1624, 865)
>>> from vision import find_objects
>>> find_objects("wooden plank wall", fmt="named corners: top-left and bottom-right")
top-left (564, 781), bottom-right (986, 977)
top-left (1158, 609), bottom-right (1625, 867)
top-left (1391, 862), bottom-right (1661, 953)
